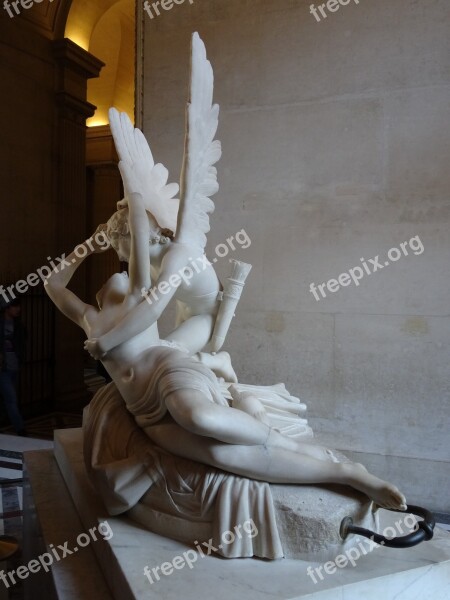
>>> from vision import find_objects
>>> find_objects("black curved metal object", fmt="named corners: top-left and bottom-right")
top-left (340, 505), bottom-right (435, 548)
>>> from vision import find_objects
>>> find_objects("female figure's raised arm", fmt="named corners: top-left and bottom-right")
top-left (125, 188), bottom-right (151, 296)
top-left (44, 239), bottom-right (98, 331)
top-left (89, 242), bottom-right (189, 357)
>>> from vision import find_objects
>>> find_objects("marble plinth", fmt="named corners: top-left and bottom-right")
top-left (22, 428), bottom-right (447, 599)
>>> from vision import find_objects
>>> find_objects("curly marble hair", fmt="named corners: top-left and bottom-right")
top-left (106, 208), bottom-right (174, 254)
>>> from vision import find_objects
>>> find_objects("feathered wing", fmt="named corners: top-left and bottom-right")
top-left (108, 107), bottom-right (180, 232)
top-left (175, 32), bottom-right (222, 251)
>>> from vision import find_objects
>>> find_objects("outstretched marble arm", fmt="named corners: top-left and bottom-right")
top-left (119, 175), bottom-right (152, 295)
top-left (83, 188), bottom-right (156, 359)
top-left (90, 244), bottom-right (190, 357)
top-left (44, 235), bottom-right (101, 330)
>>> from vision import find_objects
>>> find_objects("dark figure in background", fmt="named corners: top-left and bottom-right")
top-left (0, 299), bottom-right (27, 436)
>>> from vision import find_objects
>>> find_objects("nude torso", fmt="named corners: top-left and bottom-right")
top-left (83, 302), bottom-right (161, 404)
top-left (150, 244), bottom-right (222, 314)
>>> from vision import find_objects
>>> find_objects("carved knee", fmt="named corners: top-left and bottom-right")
top-left (185, 404), bottom-right (217, 436)
top-left (166, 393), bottom-right (216, 437)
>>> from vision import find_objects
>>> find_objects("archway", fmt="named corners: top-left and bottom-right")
top-left (65, 0), bottom-right (135, 126)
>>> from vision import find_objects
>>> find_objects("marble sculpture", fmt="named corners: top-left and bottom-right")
top-left (45, 33), bottom-right (407, 559)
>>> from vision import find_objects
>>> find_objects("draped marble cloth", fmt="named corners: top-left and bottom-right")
top-left (83, 376), bottom-right (313, 559)
top-left (84, 383), bottom-right (285, 558)
top-left (125, 346), bottom-right (230, 428)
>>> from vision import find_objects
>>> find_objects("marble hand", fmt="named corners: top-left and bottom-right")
top-left (90, 224), bottom-right (110, 254)
top-left (84, 338), bottom-right (106, 360)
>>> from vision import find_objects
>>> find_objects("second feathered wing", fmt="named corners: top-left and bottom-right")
top-left (175, 32), bottom-right (222, 251)
top-left (109, 107), bottom-right (180, 233)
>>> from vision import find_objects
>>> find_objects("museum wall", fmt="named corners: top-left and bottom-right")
top-left (143, 0), bottom-right (450, 510)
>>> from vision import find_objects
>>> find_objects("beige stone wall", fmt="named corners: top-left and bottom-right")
top-left (143, 0), bottom-right (450, 510)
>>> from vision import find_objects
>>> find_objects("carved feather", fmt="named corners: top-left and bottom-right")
top-left (175, 32), bottom-right (222, 250)
top-left (108, 107), bottom-right (180, 232)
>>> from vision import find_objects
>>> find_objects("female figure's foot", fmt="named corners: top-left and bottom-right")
top-left (342, 462), bottom-right (407, 510)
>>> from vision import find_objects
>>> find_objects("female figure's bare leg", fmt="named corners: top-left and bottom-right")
top-left (144, 419), bottom-right (407, 510)
top-left (165, 390), bottom-right (346, 462)
top-left (229, 385), bottom-right (338, 461)
top-left (165, 389), bottom-right (285, 447)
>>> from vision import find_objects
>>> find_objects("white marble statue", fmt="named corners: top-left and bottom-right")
top-left (44, 32), bottom-right (408, 559)
top-left (45, 183), bottom-right (406, 511)
top-left (83, 34), bottom-right (249, 386)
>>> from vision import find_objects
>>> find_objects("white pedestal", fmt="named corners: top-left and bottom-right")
top-left (23, 429), bottom-right (450, 599)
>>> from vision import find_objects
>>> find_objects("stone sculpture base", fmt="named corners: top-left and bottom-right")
top-left (21, 430), bottom-right (450, 600)
top-left (127, 473), bottom-right (376, 562)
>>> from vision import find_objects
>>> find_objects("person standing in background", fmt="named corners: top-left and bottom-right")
top-left (0, 299), bottom-right (27, 436)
